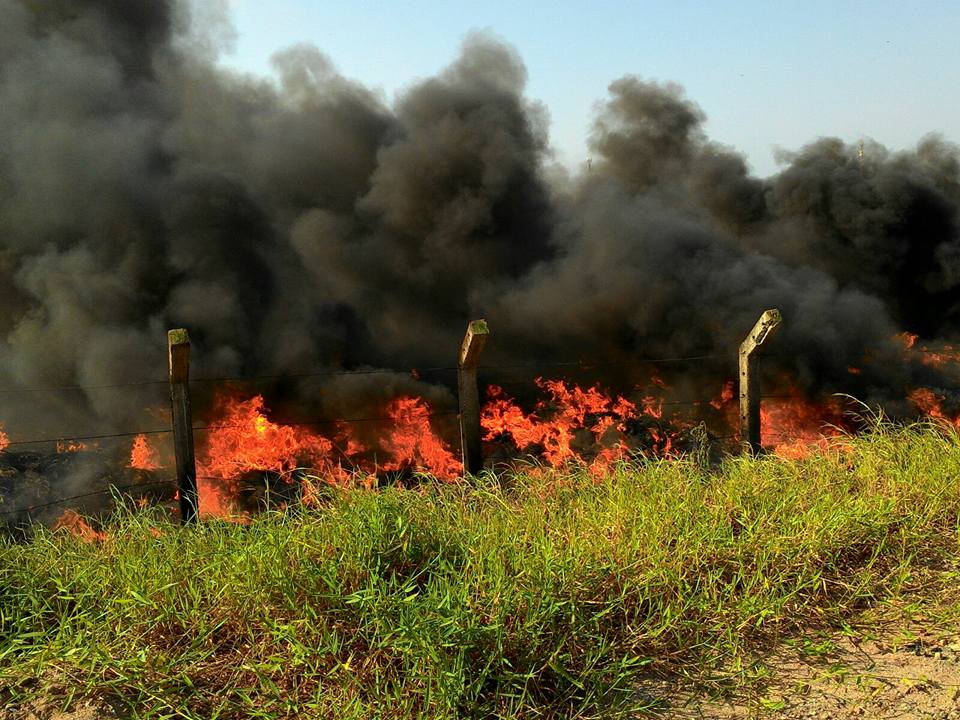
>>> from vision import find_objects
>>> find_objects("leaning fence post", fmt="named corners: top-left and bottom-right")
top-left (168, 329), bottom-right (198, 523)
top-left (458, 319), bottom-right (489, 476)
top-left (739, 309), bottom-right (782, 454)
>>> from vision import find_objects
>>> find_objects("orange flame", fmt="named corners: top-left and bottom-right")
top-left (897, 331), bottom-right (919, 350)
top-left (129, 433), bottom-right (161, 470)
top-left (709, 380), bottom-right (735, 410)
top-left (919, 347), bottom-right (960, 368)
top-left (481, 378), bottom-right (676, 469)
top-left (199, 395), bottom-right (342, 479)
top-left (482, 381), bottom-right (601, 466)
top-left (909, 388), bottom-right (960, 429)
top-left (381, 397), bottom-right (462, 480)
top-left (196, 394), bottom-right (352, 516)
top-left (52, 509), bottom-right (106, 542)
top-left (56, 440), bottom-right (87, 453)
top-left (0, 425), bottom-right (8, 452)
top-left (896, 331), bottom-right (960, 368)
top-left (760, 388), bottom-right (846, 459)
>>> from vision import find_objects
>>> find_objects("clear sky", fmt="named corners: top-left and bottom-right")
top-left (218, 0), bottom-right (959, 177)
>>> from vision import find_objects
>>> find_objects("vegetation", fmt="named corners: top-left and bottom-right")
top-left (2, 420), bottom-right (960, 719)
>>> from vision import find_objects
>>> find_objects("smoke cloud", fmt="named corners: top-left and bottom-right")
top-left (1, 0), bottom-right (958, 451)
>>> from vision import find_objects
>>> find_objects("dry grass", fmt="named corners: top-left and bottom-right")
top-left (1, 420), bottom-right (959, 718)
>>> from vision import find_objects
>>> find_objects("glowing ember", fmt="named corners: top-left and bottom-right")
top-left (381, 397), bottom-right (462, 480)
top-left (53, 509), bottom-right (106, 542)
top-left (129, 433), bottom-right (160, 470)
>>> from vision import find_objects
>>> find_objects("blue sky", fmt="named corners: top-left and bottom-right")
top-left (219, 0), bottom-right (959, 177)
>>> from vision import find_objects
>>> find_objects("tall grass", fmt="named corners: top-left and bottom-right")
top-left (1, 421), bottom-right (959, 718)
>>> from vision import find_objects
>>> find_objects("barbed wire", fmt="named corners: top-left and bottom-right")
top-left (0, 343), bottom-right (912, 521)
top-left (0, 389), bottom-right (862, 453)
top-left (0, 479), bottom-right (175, 518)
top-left (0, 411), bottom-right (463, 451)
top-left (0, 353), bottom-right (731, 396)
top-left (3, 343), bottom-right (958, 398)
top-left (2, 428), bottom-right (173, 449)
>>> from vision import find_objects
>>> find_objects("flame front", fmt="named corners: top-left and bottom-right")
top-left (33, 345), bottom-right (960, 523)
top-left (760, 388), bottom-right (847, 459)
top-left (196, 394), bottom-right (353, 515)
top-left (381, 397), bottom-right (462, 480)
top-left (481, 378), bottom-right (675, 470)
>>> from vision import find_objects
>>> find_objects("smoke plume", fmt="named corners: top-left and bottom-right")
top-left (1, 0), bottom-right (958, 451)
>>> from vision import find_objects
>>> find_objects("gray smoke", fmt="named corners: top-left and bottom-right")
top-left (0, 0), bottom-right (958, 452)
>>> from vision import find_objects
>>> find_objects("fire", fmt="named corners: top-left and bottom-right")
top-left (200, 395), bottom-right (339, 480)
top-left (381, 397), bottom-right (462, 480)
top-left (56, 440), bottom-right (87, 453)
top-left (640, 395), bottom-right (663, 419)
top-left (129, 433), bottom-right (160, 470)
top-left (0, 425), bottom-right (8, 452)
top-left (196, 394), bottom-right (353, 516)
top-left (185, 391), bottom-right (463, 516)
top-left (896, 331), bottom-right (960, 368)
top-left (897, 331), bottom-right (919, 350)
top-left (760, 388), bottom-right (847, 459)
top-left (909, 388), bottom-right (960, 429)
top-left (710, 380), bottom-right (735, 410)
top-left (53, 509), bottom-right (106, 542)
top-left (482, 381), bottom-right (605, 467)
top-left (481, 378), bottom-right (676, 469)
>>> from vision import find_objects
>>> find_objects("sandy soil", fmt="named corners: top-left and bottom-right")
top-left (656, 629), bottom-right (960, 719)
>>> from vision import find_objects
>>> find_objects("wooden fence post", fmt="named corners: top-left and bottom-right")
top-left (458, 320), bottom-right (489, 476)
top-left (739, 309), bottom-right (782, 454)
top-left (168, 329), bottom-right (198, 523)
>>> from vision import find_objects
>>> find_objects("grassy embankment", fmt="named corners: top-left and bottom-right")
top-left (1, 418), bottom-right (960, 719)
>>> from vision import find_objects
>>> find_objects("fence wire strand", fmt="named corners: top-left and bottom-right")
top-left (0, 479), bottom-right (176, 518)
top-left (0, 347), bottom-right (853, 519)
top-left (0, 353), bottom-right (731, 396)
top-left (0, 410), bottom-right (463, 451)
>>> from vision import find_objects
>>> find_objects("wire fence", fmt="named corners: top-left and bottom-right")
top-left (0, 352), bottom-right (729, 395)
top-left (0, 479), bottom-right (176, 518)
top-left (0, 351), bottom-right (893, 455)
top-left (0, 343), bottom-right (937, 523)
top-left (0, 354), bottom-right (734, 449)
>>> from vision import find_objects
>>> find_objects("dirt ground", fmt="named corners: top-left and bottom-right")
top-left (656, 628), bottom-right (960, 719)
top-left (6, 628), bottom-right (960, 719)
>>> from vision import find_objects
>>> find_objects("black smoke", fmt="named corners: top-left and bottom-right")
top-left (0, 0), bottom-right (958, 451)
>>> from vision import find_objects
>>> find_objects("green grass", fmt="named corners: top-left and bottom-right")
top-left (2, 421), bottom-right (960, 719)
